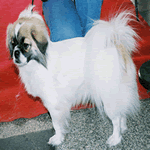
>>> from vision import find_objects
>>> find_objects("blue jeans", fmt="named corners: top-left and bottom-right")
top-left (43, 0), bottom-right (103, 42)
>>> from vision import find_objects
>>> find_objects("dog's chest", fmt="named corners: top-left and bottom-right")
top-left (19, 61), bottom-right (49, 97)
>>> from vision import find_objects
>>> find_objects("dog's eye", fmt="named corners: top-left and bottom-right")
top-left (23, 43), bottom-right (30, 52)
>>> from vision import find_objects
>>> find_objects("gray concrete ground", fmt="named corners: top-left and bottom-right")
top-left (0, 99), bottom-right (150, 150)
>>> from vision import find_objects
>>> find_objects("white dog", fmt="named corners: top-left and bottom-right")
top-left (6, 5), bottom-right (140, 147)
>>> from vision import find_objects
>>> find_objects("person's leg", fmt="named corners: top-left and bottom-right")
top-left (42, 0), bottom-right (83, 42)
top-left (75, 0), bottom-right (103, 36)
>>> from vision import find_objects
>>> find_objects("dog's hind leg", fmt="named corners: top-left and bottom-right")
top-left (98, 88), bottom-right (125, 147)
top-left (92, 89), bottom-right (124, 147)
top-left (105, 115), bottom-right (127, 147)
top-left (106, 115), bottom-right (122, 147)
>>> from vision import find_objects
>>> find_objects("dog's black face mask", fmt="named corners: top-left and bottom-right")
top-left (11, 36), bottom-right (32, 65)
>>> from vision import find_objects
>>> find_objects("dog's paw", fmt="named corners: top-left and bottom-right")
top-left (106, 134), bottom-right (122, 147)
top-left (48, 134), bottom-right (64, 146)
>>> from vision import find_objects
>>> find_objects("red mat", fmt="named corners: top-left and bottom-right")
top-left (0, 0), bottom-right (150, 122)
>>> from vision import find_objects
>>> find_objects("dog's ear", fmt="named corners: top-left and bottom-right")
top-left (30, 23), bottom-right (48, 68)
top-left (6, 23), bottom-right (14, 57)
top-left (31, 23), bottom-right (48, 55)
top-left (31, 49), bottom-right (47, 68)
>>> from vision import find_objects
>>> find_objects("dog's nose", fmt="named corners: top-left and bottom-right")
top-left (14, 50), bottom-right (20, 59)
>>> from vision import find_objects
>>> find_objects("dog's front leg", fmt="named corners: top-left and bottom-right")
top-left (42, 93), bottom-right (70, 146)
top-left (48, 107), bottom-right (70, 146)
top-left (48, 113), bottom-right (65, 145)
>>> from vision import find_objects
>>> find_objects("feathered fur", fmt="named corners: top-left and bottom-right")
top-left (84, 11), bottom-right (140, 117)
top-left (7, 6), bottom-right (140, 147)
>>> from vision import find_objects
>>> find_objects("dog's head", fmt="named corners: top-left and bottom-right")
top-left (6, 5), bottom-right (49, 68)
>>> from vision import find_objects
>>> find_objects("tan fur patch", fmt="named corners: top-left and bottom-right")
top-left (115, 43), bottom-right (130, 72)
top-left (6, 18), bottom-right (27, 48)
top-left (18, 18), bottom-right (47, 39)
top-left (7, 16), bottom-right (48, 42)
top-left (7, 16), bottom-right (48, 53)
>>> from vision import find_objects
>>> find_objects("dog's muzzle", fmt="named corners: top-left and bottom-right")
top-left (13, 48), bottom-right (28, 67)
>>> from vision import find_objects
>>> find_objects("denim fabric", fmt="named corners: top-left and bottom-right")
top-left (75, 0), bottom-right (103, 36)
top-left (42, 0), bottom-right (103, 42)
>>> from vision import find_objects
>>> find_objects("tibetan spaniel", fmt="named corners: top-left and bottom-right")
top-left (6, 5), bottom-right (140, 147)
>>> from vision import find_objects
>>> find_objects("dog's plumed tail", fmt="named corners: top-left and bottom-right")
top-left (104, 11), bottom-right (138, 53)
top-left (86, 11), bottom-right (139, 71)
top-left (84, 12), bottom-right (140, 118)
